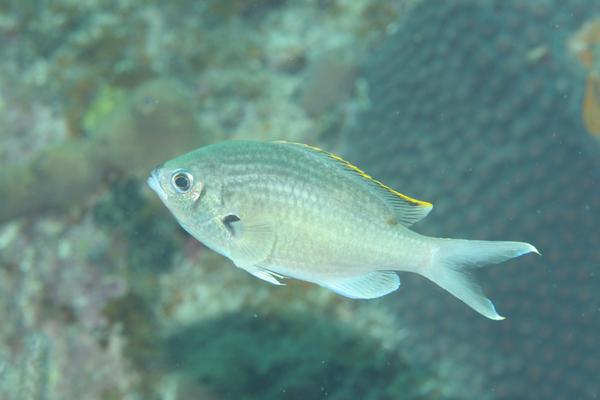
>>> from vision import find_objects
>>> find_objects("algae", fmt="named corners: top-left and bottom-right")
top-left (82, 85), bottom-right (127, 135)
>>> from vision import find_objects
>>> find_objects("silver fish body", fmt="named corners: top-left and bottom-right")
top-left (148, 141), bottom-right (538, 319)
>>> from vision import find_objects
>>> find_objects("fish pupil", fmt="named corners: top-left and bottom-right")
top-left (174, 174), bottom-right (190, 191)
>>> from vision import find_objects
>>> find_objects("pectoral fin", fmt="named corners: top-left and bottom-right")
top-left (321, 271), bottom-right (400, 299)
top-left (224, 215), bottom-right (276, 269)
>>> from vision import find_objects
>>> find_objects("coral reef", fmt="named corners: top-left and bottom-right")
top-left (0, 78), bottom-right (202, 224)
top-left (0, 332), bottom-right (50, 400)
top-left (299, 47), bottom-right (361, 117)
top-left (17, 333), bottom-right (50, 400)
top-left (340, 1), bottom-right (600, 399)
top-left (0, 216), bottom-right (135, 400)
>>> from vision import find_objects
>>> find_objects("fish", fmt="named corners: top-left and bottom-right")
top-left (147, 141), bottom-right (539, 320)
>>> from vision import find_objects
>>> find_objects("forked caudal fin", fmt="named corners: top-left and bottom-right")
top-left (419, 239), bottom-right (539, 320)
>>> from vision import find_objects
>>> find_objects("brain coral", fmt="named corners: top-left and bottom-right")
top-left (340, 1), bottom-right (600, 399)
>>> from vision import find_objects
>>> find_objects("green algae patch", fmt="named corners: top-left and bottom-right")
top-left (83, 85), bottom-right (127, 135)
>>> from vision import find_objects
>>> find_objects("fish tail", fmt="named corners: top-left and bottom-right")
top-left (419, 239), bottom-right (539, 320)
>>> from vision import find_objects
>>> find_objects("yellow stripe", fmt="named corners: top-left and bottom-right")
top-left (277, 141), bottom-right (433, 207)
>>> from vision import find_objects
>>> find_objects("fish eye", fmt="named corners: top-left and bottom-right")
top-left (170, 169), bottom-right (193, 193)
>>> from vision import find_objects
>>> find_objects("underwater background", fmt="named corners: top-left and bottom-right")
top-left (0, 0), bottom-right (598, 399)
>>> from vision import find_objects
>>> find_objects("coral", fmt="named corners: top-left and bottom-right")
top-left (92, 78), bottom-right (204, 174)
top-left (298, 47), bottom-right (360, 117)
top-left (0, 332), bottom-right (50, 400)
top-left (16, 333), bottom-right (50, 400)
top-left (340, 1), bottom-right (600, 399)
top-left (0, 78), bottom-right (202, 224)
top-left (0, 216), bottom-right (136, 400)
top-left (0, 87), bottom-right (69, 165)
top-left (165, 310), bottom-right (440, 400)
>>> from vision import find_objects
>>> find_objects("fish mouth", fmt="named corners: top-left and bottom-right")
top-left (147, 169), bottom-right (168, 200)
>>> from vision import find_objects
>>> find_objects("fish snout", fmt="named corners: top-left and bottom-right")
top-left (147, 168), bottom-right (168, 200)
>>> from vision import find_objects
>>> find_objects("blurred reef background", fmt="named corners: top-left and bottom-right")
top-left (0, 0), bottom-right (598, 399)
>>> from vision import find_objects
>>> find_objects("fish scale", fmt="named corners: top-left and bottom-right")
top-left (148, 140), bottom-right (538, 319)
top-left (222, 160), bottom-right (390, 267)
top-left (223, 154), bottom-right (383, 233)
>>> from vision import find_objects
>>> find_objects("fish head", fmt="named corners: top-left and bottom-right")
top-left (147, 149), bottom-right (224, 239)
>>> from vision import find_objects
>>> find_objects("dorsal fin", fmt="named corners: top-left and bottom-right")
top-left (277, 141), bottom-right (433, 226)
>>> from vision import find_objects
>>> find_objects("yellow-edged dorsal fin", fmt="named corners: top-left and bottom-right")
top-left (277, 141), bottom-right (433, 226)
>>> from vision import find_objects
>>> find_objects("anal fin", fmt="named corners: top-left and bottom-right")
top-left (322, 271), bottom-right (400, 299)
top-left (247, 267), bottom-right (286, 286)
